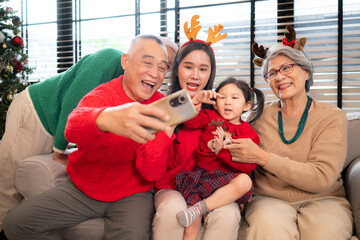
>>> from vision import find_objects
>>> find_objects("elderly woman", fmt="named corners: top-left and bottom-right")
top-left (224, 32), bottom-right (354, 239)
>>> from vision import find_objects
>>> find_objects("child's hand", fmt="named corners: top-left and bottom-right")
top-left (214, 126), bottom-right (225, 154)
top-left (192, 90), bottom-right (222, 107)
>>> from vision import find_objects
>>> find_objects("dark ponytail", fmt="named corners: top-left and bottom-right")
top-left (248, 87), bottom-right (264, 123)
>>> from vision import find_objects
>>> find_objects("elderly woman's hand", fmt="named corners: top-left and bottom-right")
top-left (223, 138), bottom-right (270, 167)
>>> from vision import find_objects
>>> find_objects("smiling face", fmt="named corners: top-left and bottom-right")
top-left (177, 49), bottom-right (211, 97)
top-left (214, 83), bottom-right (251, 125)
top-left (267, 55), bottom-right (310, 101)
top-left (121, 37), bottom-right (168, 102)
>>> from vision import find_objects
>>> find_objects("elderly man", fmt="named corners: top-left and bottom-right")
top-left (0, 36), bottom-right (178, 234)
top-left (3, 34), bottom-right (174, 240)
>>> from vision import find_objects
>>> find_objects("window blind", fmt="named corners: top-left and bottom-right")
top-left (7, 0), bottom-right (360, 112)
top-left (342, 0), bottom-right (360, 112)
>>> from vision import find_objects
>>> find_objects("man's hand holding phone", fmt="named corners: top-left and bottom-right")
top-left (96, 102), bottom-right (171, 144)
top-left (146, 90), bottom-right (198, 134)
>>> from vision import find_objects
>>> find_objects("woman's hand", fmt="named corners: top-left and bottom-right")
top-left (223, 138), bottom-right (270, 167)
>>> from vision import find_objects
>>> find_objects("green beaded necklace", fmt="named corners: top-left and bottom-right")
top-left (278, 95), bottom-right (312, 144)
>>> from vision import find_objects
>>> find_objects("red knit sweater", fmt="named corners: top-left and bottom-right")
top-left (65, 75), bottom-right (173, 202)
top-left (185, 109), bottom-right (259, 173)
top-left (154, 109), bottom-right (260, 190)
top-left (155, 126), bottom-right (203, 190)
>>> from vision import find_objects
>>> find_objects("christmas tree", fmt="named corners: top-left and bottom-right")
top-left (0, 0), bottom-right (33, 139)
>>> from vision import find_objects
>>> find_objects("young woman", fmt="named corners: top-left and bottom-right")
top-left (153, 37), bottom-right (245, 240)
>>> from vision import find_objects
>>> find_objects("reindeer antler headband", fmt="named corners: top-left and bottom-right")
top-left (179, 15), bottom-right (228, 53)
top-left (252, 25), bottom-right (307, 67)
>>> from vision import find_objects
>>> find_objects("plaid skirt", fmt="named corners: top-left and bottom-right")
top-left (175, 167), bottom-right (254, 205)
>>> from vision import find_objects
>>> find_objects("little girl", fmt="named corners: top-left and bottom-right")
top-left (175, 77), bottom-right (264, 238)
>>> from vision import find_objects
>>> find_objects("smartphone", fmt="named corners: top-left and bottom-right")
top-left (146, 89), bottom-right (198, 133)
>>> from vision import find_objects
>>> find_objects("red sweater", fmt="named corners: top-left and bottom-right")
top-left (65, 75), bottom-right (173, 202)
top-left (185, 109), bottom-right (259, 173)
top-left (155, 126), bottom-right (203, 190)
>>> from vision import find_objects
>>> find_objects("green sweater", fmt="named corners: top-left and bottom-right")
top-left (28, 48), bottom-right (124, 152)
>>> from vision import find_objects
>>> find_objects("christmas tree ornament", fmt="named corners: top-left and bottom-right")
top-left (12, 16), bottom-right (21, 26)
top-left (13, 58), bottom-right (22, 73)
top-left (5, 64), bottom-right (13, 73)
top-left (0, 31), bottom-right (5, 43)
top-left (12, 36), bottom-right (24, 47)
top-left (2, 42), bottom-right (6, 48)
top-left (6, 7), bottom-right (13, 14)
top-left (6, 92), bottom-right (14, 101)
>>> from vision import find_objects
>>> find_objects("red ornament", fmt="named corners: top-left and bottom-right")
top-left (6, 7), bottom-right (13, 14)
top-left (12, 36), bottom-right (24, 47)
top-left (13, 59), bottom-right (23, 73)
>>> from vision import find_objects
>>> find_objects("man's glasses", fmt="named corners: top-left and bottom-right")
top-left (264, 63), bottom-right (300, 81)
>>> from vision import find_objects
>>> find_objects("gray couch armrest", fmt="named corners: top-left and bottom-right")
top-left (344, 112), bottom-right (360, 237)
top-left (345, 112), bottom-right (360, 168)
top-left (345, 157), bottom-right (360, 237)
top-left (14, 153), bottom-right (69, 200)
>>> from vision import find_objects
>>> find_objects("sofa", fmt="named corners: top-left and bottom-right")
top-left (12, 112), bottom-right (360, 239)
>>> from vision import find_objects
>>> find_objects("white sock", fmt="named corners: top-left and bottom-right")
top-left (176, 200), bottom-right (209, 227)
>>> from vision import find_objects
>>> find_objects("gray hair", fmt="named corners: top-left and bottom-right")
top-left (128, 34), bottom-right (167, 55)
top-left (160, 37), bottom-right (179, 53)
top-left (261, 44), bottom-right (314, 92)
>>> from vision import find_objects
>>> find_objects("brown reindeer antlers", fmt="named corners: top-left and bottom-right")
top-left (252, 42), bottom-right (268, 67)
top-left (284, 25), bottom-right (296, 42)
top-left (283, 25), bottom-right (307, 51)
top-left (252, 42), bottom-right (268, 58)
top-left (252, 25), bottom-right (307, 67)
